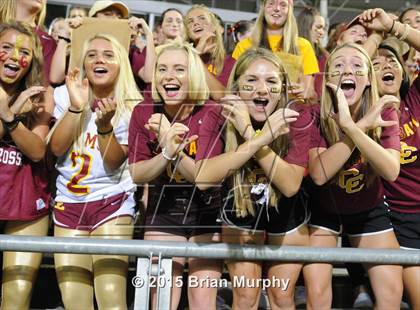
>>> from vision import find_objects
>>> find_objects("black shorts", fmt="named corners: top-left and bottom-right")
top-left (309, 201), bottom-right (393, 236)
top-left (145, 186), bottom-right (222, 238)
top-left (221, 189), bottom-right (309, 235)
top-left (389, 209), bottom-right (420, 250)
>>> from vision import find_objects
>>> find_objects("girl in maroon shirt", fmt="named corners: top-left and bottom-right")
top-left (305, 42), bottom-right (403, 309)
top-left (361, 8), bottom-right (420, 308)
top-left (128, 41), bottom-right (223, 310)
top-left (185, 4), bottom-right (235, 101)
top-left (195, 48), bottom-right (312, 309)
top-left (0, 21), bottom-right (54, 309)
top-left (0, 0), bottom-right (56, 85)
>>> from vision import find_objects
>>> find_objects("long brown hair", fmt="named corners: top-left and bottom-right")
top-left (320, 43), bottom-right (385, 183)
top-left (226, 48), bottom-right (290, 217)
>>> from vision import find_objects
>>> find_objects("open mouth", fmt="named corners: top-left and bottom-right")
top-left (93, 67), bottom-right (108, 76)
top-left (340, 79), bottom-right (356, 98)
top-left (382, 72), bottom-right (395, 86)
top-left (163, 84), bottom-right (181, 98)
top-left (193, 27), bottom-right (203, 33)
top-left (3, 63), bottom-right (20, 77)
top-left (253, 98), bottom-right (269, 110)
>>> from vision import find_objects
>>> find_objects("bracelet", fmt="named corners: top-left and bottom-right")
top-left (97, 127), bottom-right (113, 135)
top-left (388, 20), bottom-right (395, 34)
top-left (58, 35), bottom-right (71, 43)
top-left (2, 114), bottom-right (25, 132)
top-left (162, 147), bottom-right (177, 161)
top-left (400, 23), bottom-right (410, 41)
top-left (68, 107), bottom-right (83, 114)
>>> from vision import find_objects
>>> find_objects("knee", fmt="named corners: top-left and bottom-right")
top-left (1, 280), bottom-right (33, 309)
top-left (232, 288), bottom-right (261, 309)
top-left (374, 280), bottom-right (403, 307)
top-left (268, 288), bottom-right (295, 309)
top-left (188, 288), bottom-right (217, 309)
top-left (306, 283), bottom-right (332, 309)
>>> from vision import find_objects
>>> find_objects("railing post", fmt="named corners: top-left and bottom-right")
top-left (156, 255), bottom-right (173, 310)
top-left (133, 254), bottom-right (153, 310)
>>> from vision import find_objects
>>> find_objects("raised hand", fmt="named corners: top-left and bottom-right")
top-left (94, 98), bottom-right (117, 132)
top-left (287, 82), bottom-right (305, 99)
top-left (221, 95), bottom-right (254, 140)
top-left (359, 8), bottom-right (394, 32)
top-left (10, 86), bottom-right (46, 115)
top-left (66, 68), bottom-right (89, 111)
top-left (357, 95), bottom-right (399, 131)
top-left (145, 113), bottom-right (171, 145)
top-left (256, 108), bottom-right (299, 146)
top-left (326, 82), bottom-right (355, 131)
top-left (161, 123), bottom-right (197, 159)
top-left (68, 16), bottom-right (83, 29)
top-left (128, 17), bottom-right (152, 37)
top-left (195, 31), bottom-right (217, 55)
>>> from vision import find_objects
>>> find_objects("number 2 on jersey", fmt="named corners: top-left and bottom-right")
top-left (66, 152), bottom-right (92, 195)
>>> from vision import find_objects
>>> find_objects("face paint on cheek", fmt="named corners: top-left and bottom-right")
top-left (270, 87), bottom-right (280, 93)
top-left (0, 51), bottom-right (8, 61)
top-left (329, 71), bottom-right (341, 77)
top-left (355, 70), bottom-right (368, 76)
top-left (19, 55), bottom-right (29, 68)
top-left (242, 85), bottom-right (254, 91)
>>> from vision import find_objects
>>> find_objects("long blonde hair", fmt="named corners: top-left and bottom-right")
top-left (0, 0), bottom-right (46, 28)
top-left (152, 40), bottom-right (209, 105)
top-left (226, 48), bottom-right (289, 217)
top-left (251, 0), bottom-right (299, 55)
top-left (320, 43), bottom-right (383, 181)
top-left (185, 5), bottom-right (226, 75)
top-left (54, 34), bottom-right (141, 152)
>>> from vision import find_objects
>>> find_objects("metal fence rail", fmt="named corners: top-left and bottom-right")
top-left (0, 234), bottom-right (419, 264)
top-left (1, 234), bottom-right (419, 310)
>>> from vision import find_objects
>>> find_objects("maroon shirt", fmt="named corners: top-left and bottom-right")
top-left (384, 77), bottom-right (420, 213)
top-left (202, 54), bottom-right (236, 87)
top-left (0, 138), bottom-right (50, 220)
top-left (314, 55), bottom-right (327, 100)
top-left (197, 103), bottom-right (311, 166)
top-left (35, 27), bottom-right (56, 85)
top-left (309, 105), bottom-right (400, 215)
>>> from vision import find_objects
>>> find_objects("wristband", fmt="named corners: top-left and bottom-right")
top-left (162, 147), bottom-right (178, 161)
top-left (388, 20), bottom-right (395, 34)
top-left (68, 107), bottom-right (83, 114)
top-left (2, 114), bottom-right (25, 132)
top-left (58, 35), bottom-right (71, 43)
top-left (97, 127), bottom-right (113, 135)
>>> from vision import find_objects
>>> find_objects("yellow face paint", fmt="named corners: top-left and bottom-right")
top-left (242, 85), bottom-right (254, 91)
top-left (270, 87), bottom-right (280, 93)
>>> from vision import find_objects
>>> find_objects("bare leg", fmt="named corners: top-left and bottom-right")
top-left (350, 231), bottom-right (403, 310)
top-left (303, 227), bottom-right (338, 310)
top-left (188, 232), bottom-right (222, 310)
top-left (223, 225), bottom-right (265, 310)
top-left (1, 216), bottom-right (49, 310)
top-left (403, 265), bottom-right (420, 309)
top-left (144, 231), bottom-right (187, 310)
top-left (266, 224), bottom-right (309, 310)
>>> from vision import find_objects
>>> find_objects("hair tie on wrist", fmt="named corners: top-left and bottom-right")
top-left (97, 127), bottom-right (113, 135)
top-left (68, 107), bottom-right (83, 114)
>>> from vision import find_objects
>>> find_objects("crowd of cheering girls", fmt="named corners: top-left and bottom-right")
top-left (0, 0), bottom-right (419, 309)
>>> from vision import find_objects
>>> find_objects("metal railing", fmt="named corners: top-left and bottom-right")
top-left (0, 234), bottom-right (419, 309)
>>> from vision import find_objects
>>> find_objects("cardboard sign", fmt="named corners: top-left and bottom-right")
top-left (69, 17), bottom-right (131, 70)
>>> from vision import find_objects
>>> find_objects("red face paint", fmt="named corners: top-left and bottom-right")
top-left (19, 56), bottom-right (28, 68)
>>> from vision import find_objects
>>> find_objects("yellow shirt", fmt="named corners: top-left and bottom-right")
top-left (232, 35), bottom-right (319, 77)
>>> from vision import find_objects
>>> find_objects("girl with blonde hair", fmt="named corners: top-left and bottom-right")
top-left (232, 0), bottom-right (319, 99)
top-left (0, 0), bottom-right (56, 84)
top-left (185, 4), bottom-right (236, 101)
top-left (0, 21), bottom-right (54, 309)
top-left (195, 47), bottom-right (312, 309)
top-left (48, 33), bottom-right (140, 309)
top-left (129, 41), bottom-right (223, 310)
top-left (304, 43), bottom-right (403, 309)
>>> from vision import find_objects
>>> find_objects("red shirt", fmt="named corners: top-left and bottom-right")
top-left (203, 54), bottom-right (236, 87)
top-left (309, 105), bottom-right (400, 215)
top-left (384, 77), bottom-right (420, 213)
top-left (35, 27), bottom-right (56, 85)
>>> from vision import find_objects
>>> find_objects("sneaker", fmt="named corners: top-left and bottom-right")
top-left (353, 292), bottom-right (373, 308)
top-left (294, 286), bottom-right (306, 306)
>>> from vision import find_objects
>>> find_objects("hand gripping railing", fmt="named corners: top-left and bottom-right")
top-left (0, 234), bottom-right (419, 309)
